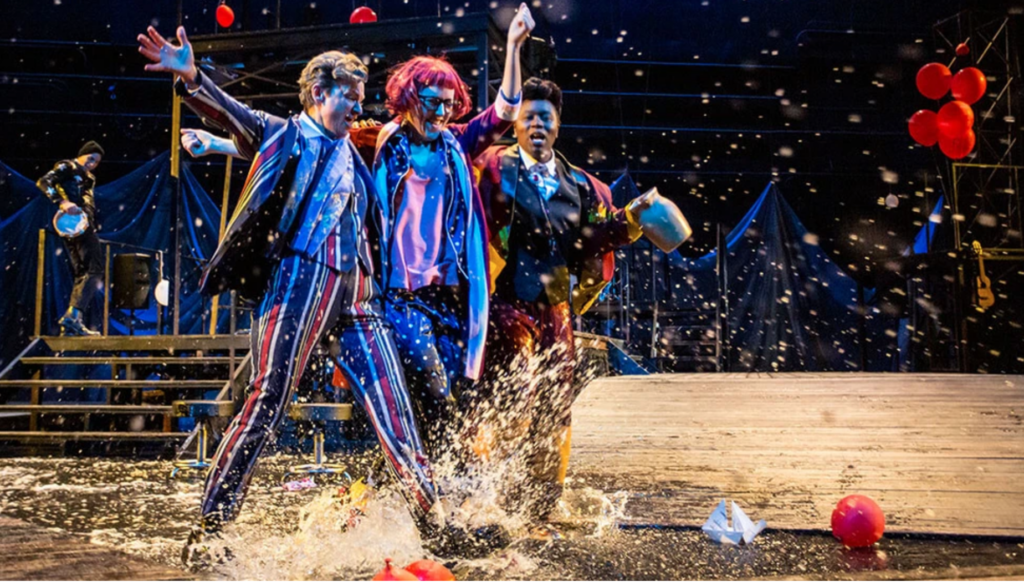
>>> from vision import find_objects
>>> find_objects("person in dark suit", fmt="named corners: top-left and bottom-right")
top-left (36, 141), bottom-right (105, 336)
top-left (473, 77), bottom-right (652, 523)
top-left (137, 26), bottom-right (440, 562)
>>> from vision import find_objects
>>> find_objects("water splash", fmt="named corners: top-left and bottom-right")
top-left (216, 486), bottom-right (425, 580)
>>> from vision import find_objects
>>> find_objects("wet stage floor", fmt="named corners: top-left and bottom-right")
top-left (2, 457), bottom-right (1024, 581)
top-left (1, 373), bottom-right (1023, 580)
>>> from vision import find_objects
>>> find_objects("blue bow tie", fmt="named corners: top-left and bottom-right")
top-left (529, 163), bottom-right (559, 201)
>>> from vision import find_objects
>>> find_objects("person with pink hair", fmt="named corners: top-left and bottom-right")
top-left (370, 4), bottom-right (535, 460)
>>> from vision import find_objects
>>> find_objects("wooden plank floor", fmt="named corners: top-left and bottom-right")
top-left (0, 516), bottom-right (189, 581)
top-left (570, 373), bottom-right (1024, 537)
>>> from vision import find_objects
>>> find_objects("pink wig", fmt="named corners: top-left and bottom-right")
top-left (385, 55), bottom-right (473, 120)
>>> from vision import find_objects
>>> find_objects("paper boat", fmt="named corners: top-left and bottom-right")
top-left (701, 499), bottom-right (767, 545)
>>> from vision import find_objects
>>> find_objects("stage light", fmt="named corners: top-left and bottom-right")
top-left (155, 279), bottom-right (170, 306)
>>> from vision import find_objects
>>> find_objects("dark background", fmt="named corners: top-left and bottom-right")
top-left (1, 0), bottom-right (1021, 374)
top-left (3, 0), bottom-right (1010, 260)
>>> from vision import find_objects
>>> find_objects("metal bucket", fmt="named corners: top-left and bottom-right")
top-left (636, 188), bottom-right (691, 252)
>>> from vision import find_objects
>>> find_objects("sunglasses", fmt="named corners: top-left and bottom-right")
top-left (419, 94), bottom-right (460, 113)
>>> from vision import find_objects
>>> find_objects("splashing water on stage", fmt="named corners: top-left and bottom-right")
top-left (0, 348), bottom-right (636, 580)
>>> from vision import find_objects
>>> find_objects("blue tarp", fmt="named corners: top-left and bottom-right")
top-left (671, 182), bottom-right (867, 371)
top-left (599, 176), bottom-right (878, 372)
top-left (0, 153), bottom-right (236, 369)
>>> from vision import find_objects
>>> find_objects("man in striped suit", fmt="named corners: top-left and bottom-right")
top-left (138, 26), bottom-right (440, 564)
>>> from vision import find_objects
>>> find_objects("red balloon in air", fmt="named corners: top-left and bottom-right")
top-left (939, 129), bottom-right (976, 159)
top-left (937, 100), bottom-right (974, 139)
top-left (955, 43), bottom-right (970, 56)
top-left (216, 4), bottom-right (235, 28)
top-left (831, 495), bottom-right (886, 548)
top-left (405, 559), bottom-right (456, 581)
top-left (908, 110), bottom-right (939, 147)
top-left (916, 63), bottom-right (952, 100)
top-left (372, 559), bottom-right (419, 581)
top-left (350, 6), bottom-right (378, 24)
top-left (951, 67), bottom-right (987, 105)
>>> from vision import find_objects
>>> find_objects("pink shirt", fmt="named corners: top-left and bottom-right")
top-left (388, 153), bottom-right (460, 290)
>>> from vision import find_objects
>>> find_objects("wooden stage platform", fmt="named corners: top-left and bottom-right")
top-left (570, 373), bottom-right (1024, 537)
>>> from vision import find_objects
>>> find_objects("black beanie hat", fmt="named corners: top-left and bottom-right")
top-left (78, 141), bottom-right (105, 158)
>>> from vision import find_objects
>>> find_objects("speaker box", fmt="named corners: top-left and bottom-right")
top-left (112, 253), bottom-right (152, 310)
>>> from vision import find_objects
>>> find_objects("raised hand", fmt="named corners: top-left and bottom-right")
top-left (137, 26), bottom-right (197, 84)
top-left (507, 3), bottom-right (536, 48)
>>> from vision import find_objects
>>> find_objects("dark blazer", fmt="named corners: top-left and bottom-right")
top-left (476, 144), bottom-right (638, 314)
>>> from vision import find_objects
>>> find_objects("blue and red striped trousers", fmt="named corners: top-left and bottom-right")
top-left (200, 248), bottom-right (437, 527)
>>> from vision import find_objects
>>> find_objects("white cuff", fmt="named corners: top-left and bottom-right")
top-left (494, 89), bottom-right (522, 121)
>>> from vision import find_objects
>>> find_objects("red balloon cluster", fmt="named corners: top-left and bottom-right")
top-left (350, 6), bottom-right (378, 24)
top-left (371, 558), bottom-right (455, 581)
top-left (909, 55), bottom-right (987, 160)
top-left (831, 494), bottom-right (886, 548)
top-left (215, 3), bottom-right (235, 28)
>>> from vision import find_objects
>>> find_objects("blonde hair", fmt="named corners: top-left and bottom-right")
top-left (297, 51), bottom-right (368, 109)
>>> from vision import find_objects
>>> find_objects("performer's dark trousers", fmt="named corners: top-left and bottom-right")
top-left (477, 296), bottom-right (576, 519)
top-left (200, 253), bottom-right (437, 527)
top-left (63, 226), bottom-right (103, 312)
top-left (384, 286), bottom-right (466, 458)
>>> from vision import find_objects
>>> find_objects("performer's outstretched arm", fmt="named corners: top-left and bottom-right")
top-left (138, 26), bottom-right (270, 159)
top-left (499, 3), bottom-right (534, 113)
top-left (453, 3), bottom-right (534, 159)
top-left (180, 128), bottom-right (244, 159)
top-left (574, 176), bottom-right (650, 261)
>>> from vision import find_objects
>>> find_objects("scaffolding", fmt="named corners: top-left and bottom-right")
top-left (929, 9), bottom-right (1023, 371)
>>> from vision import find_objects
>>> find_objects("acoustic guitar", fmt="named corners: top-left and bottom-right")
top-left (972, 241), bottom-right (995, 308)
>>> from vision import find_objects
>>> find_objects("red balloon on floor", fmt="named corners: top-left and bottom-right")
top-left (405, 559), bottom-right (456, 581)
top-left (936, 100), bottom-right (974, 139)
top-left (831, 495), bottom-right (885, 548)
top-left (951, 67), bottom-right (987, 105)
top-left (939, 129), bottom-right (975, 159)
top-left (216, 4), bottom-right (235, 28)
top-left (916, 63), bottom-right (951, 100)
top-left (372, 559), bottom-right (419, 581)
top-left (350, 6), bottom-right (378, 24)
top-left (908, 109), bottom-right (939, 147)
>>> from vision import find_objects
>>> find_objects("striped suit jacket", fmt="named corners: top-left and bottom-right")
top-left (179, 71), bottom-right (377, 298)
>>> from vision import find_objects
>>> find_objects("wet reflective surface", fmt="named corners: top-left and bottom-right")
top-left (1, 456), bottom-right (1023, 580)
